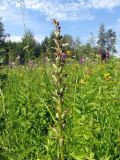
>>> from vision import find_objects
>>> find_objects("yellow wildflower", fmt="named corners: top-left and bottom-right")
top-left (79, 79), bottom-right (85, 85)
top-left (104, 73), bottom-right (110, 77)
top-left (104, 73), bottom-right (111, 81)
top-left (66, 50), bottom-right (71, 56)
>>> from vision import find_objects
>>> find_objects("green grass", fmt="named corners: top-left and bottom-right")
top-left (0, 57), bottom-right (120, 159)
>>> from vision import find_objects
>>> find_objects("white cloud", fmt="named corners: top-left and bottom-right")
top-left (0, 1), bottom-right (8, 10)
top-left (89, 0), bottom-right (120, 9)
top-left (9, 35), bottom-right (45, 43)
top-left (34, 35), bottom-right (45, 43)
top-left (9, 36), bottom-right (22, 42)
top-left (14, 0), bottom-right (120, 21)
top-left (15, 0), bottom-right (94, 21)
top-left (0, 1), bottom-right (23, 25)
top-left (1, 0), bottom-right (120, 22)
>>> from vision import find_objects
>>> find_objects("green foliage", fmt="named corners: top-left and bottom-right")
top-left (97, 24), bottom-right (106, 49)
top-left (21, 30), bottom-right (38, 63)
top-left (18, 146), bottom-right (36, 160)
top-left (0, 57), bottom-right (120, 159)
top-left (97, 24), bottom-right (116, 53)
top-left (65, 58), bottom-right (120, 159)
top-left (0, 65), bottom-right (53, 159)
top-left (0, 17), bottom-right (5, 46)
top-left (0, 18), bottom-right (120, 160)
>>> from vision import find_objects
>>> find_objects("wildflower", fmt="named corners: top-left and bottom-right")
top-left (52, 63), bottom-right (58, 70)
top-left (104, 73), bottom-right (110, 77)
top-left (104, 73), bottom-right (111, 81)
top-left (79, 57), bottom-right (84, 64)
top-left (66, 50), bottom-right (71, 56)
top-left (54, 30), bottom-right (60, 38)
top-left (61, 52), bottom-right (67, 60)
top-left (106, 48), bottom-right (110, 59)
top-left (52, 19), bottom-right (67, 159)
top-left (52, 75), bottom-right (57, 83)
top-left (79, 79), bottom-right (85, 85)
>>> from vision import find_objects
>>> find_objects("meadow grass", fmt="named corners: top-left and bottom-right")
top-left (0, 57), bottom-right (120, 159)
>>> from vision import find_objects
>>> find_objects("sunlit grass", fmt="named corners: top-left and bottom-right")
top-left (0, 57), bottom-right (120, 159)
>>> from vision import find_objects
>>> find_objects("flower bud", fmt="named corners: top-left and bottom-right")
top-left (54, 31), bottom-right (60, 38)
top-left (52, 127), bottom-right (58, 136)
top-left (62, 111), bottom-right (67, 119)
top-left (60, 88), bottom-right (63, 93)
top-left (52, 96), bottom-right (60, 104)
top-left (52, 63), bottom-right (58, 70)
top-left (52, 75), bottom-right (57, 83)
top-left (58, 67), bottom-right (62, 73)
top-left (56, 113), bottom-right (59, 119)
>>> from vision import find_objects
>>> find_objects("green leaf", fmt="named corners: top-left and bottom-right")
top-left (70, 153), bottom-right (85, 160)
top-left (0, 48), bottom-right (5, 52)
top-left (18, 146), bottom-right (36, 160)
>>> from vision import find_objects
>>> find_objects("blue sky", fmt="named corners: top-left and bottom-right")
top-left (0, 0), bottom-right (120, 46)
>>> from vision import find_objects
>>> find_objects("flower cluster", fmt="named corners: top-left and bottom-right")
top-left (51, 19), bottom-right (68, 160)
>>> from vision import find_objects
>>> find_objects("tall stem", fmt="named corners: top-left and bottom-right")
top-left (52, 19), bottom-right (66, 160)
top-left (59, 102), bottom-right (64, 160)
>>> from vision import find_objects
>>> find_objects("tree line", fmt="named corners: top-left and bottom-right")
top-left (0, 17), bottom-right (117, 65)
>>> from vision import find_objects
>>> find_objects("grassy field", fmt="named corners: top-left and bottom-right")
top-left (0, 56), bottom-right (120, 160)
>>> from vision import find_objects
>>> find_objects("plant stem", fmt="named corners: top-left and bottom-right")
top-left (0, 88), bottom-right (5, 115)
top-left (59, 103), bottom-right (64, 160)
